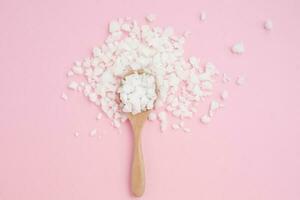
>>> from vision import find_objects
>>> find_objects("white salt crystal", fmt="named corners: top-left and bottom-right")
top-left (264, 20), bottom-right (273, 31)
top-left (231, 42), bottom-right (245, 54)
top-left (109, 21), bottom-right (120, 33)
top-left (172, 124), bottom-right (180, 130)
top-left (236, 76), bottom-right (245, 86)
top-left (146, 14), bottom-right (156, 22)
top-left (200, 114), bottom-right (211, 124)
top-left (90, 129), bottom-right (97, 137)
top-left (221, 90), bottom-right (229, 100)
top-left (68, 81), bottom-right (78, 90)
top-left (67, 71), bottom-right (74, 77)
top-left (96, 113), bottom-right (102, 120)
top-left (199, 12), bottom-right (207, 21)
top-left (61, 92), bottom-right (68, 101)
top-left (222, 73), bottom-right (231, 83)
top-left (183, 128), bottom-right (191, 133)
top-left (210, 100), bottom-right (220, 111)
top-left (158, 111), bottom-right (167, 121)
top-left (148, 112), bottom-right (157, 121)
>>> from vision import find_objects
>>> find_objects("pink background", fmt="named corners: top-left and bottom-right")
top-left (0, 0), bottom-right (300, 199)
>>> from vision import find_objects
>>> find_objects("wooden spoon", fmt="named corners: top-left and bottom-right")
top-left (120, 70), bottom-right (156, 197)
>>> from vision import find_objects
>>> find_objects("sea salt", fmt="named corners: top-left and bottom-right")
top-left (264, 20), bottom-right (273, 31)
top-left (146, 14), bottom-right (156, 22)
top-left (199, 12), bottom-right (207, 21)
top-left (96, 113), bottom-right (102, 120)
top-left (90, 129), bottom-right (97, 137)
top-left (236, 76), bottom-right (246, 86)
top-left (66, 15), bottom-right (236, 132)
top-left (221, 90), bottom-right (229, 100)
top-left (61, 92), bottom-right (68, 101)
top-left (148, 112), bottom-right (157, 121)
top-left (68, 81), bottom-right (78, 90)
top-left (231, 42), bottom-right (245, 54)
top-left (200, 114), bottom-right (211, 124)
top-left (172, 123), bottom-right (180, 130)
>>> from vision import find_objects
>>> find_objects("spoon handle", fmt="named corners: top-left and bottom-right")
top-left (131, 133), bottom-right (145, 197)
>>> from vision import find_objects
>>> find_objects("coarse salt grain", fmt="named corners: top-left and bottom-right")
top-left (199, 12), bottom-right (207, 21)
top-left (148, 112), bottom-right (157, 121)
top-left (210, 100), bottom-right (220, 111)
top-left (109, 21), bottom-right (120, 33)
top-left (236, 76), bottom-right (246, 86)
top-left (222, 73), bottom-right (231, 83)
top-left (61, 92), bottom-right (68, 101)
top-left (146, 14), bottom-right (156, 22)
top-left (90, 129), bottom-right (97, 137)
top-left (200, 114), bottom-right (211, 124)
top-left (158, 111), bottom-right (167, 121)
top-left (183, 31), bottom-right (192, 38)
top-left (172, 123), bottom-right (180, 130)
top-left (96, 113), bottom-right (102, 120)
top-left (68, 81), bottom-right (78, 90)
top-left (74, 132), bottom-right (80, 137)
top-left (231, 42), bottom-right (245, 54)
top-left (264, 20), bottom-right (273, 31)
top-left (221, 90), bottom-right (229, 100)
top-left (183, 127), bottom-right (191, 133)
top-left (67, 71), bottom-right (74, 77)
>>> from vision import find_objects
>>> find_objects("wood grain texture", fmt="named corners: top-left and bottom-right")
top-left (128, 110), bottom-right (150, 197)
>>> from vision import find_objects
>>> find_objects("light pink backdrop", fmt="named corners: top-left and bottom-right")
top-left (0, 0), bottom-right (300, 199)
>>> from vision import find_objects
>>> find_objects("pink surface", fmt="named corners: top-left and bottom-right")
top-left (0, 0), bottom-right (300, 199)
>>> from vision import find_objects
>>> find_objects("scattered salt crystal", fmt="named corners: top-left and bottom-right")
top-left (210, 100), bottom-right (220, 111)
top-left (222, 73), bottom-right (231, 83)
top-left (179, 121), bottom-right (185, 128)
top-left (264, 20), bottom-right (273, 31)
top-left (72, 66), bottom-right (84, 74)
top-left (199, 12), bottom-right (207, 21)
top-left (183, 31), bottom-right (192, 38)
top-left (74, 132), bottom-right (80, 137)
top-left (200, 114), bottom-right (211, 124)
top-left (231, 42), bottom-right (245, 54)
top-left (183, 128), bottom-right (191, 133)
top-left (90, 129), bottom-right (97, 137)
top-left (68, 81), bottom-right (78, 90)
top-left (109, 21), bottom-right (120, 33)
top-left (236, 76), bottom-right (246, 86)
top-left (67, 71), bottom-right (74, 77)
top-left (146, 14), bottom-right (156, 22)
top-left (61, 92), bottom-right (68, 101)
top-left (172, 124), bottom-right (180, 130)
top-left (158, 111), bottom-right (167, 121)
top-left (148, 112), bottom-right (157, 121)
top-left (96, 113), bottom-right (102, 120)
top-left (221, 90), bottom-right (229, 100)
top-left (189, 57), bottom-right (199, 68)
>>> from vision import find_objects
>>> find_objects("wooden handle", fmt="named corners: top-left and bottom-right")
top-left (131, 133), bottom-right (145, 197)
